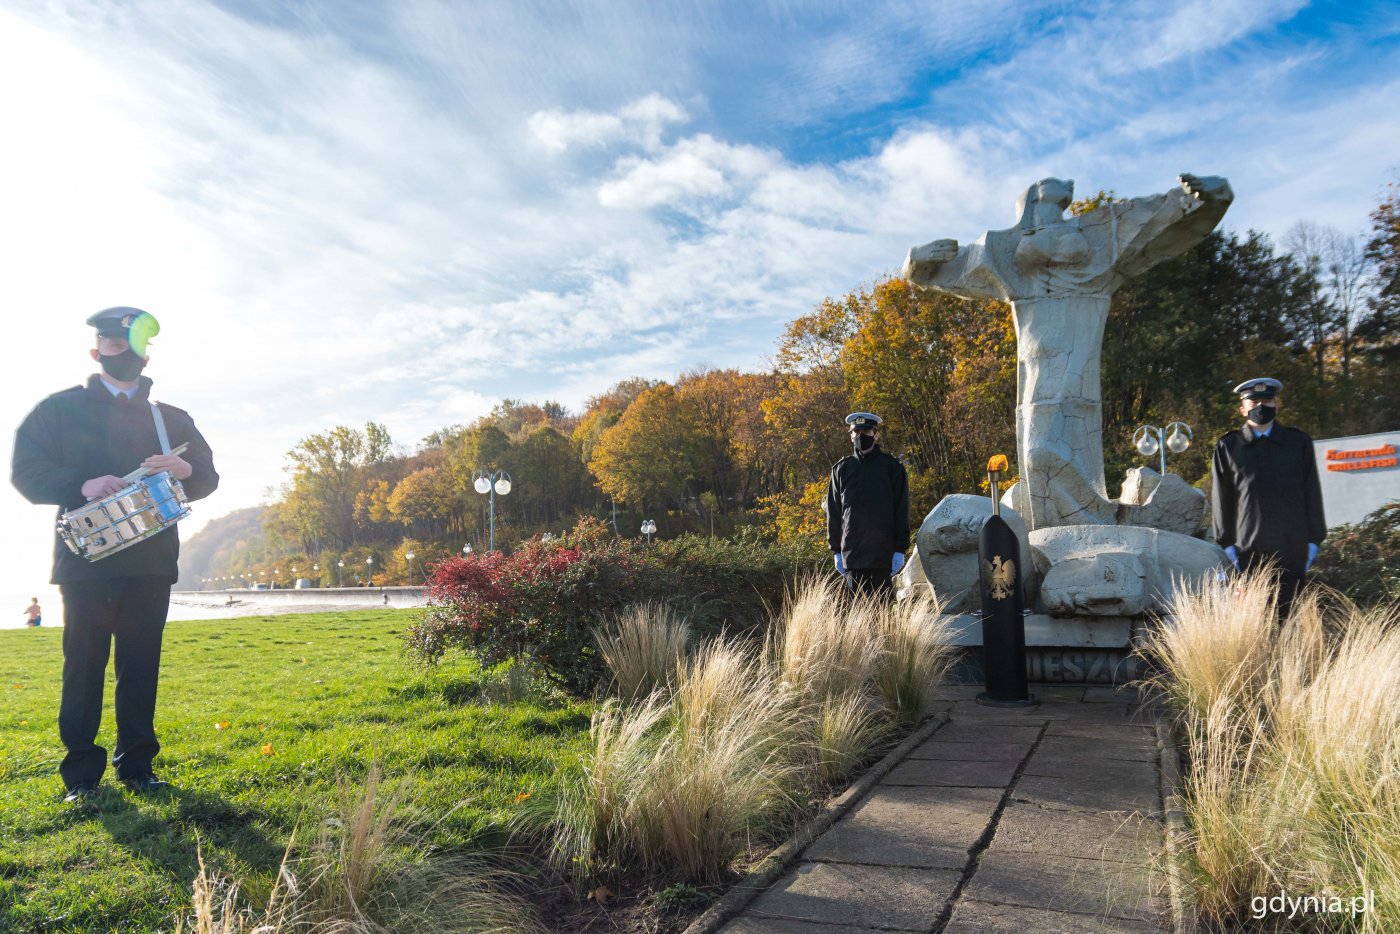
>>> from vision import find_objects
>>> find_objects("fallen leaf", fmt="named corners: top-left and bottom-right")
top-left (515, 791), bottom-right (532, 804)
top-left (588, 885), bottom-right (614, 906)
top-left (260, 744), bottom-right (274, 756)
top-left (215, 720), bottom-right (230, 731)
top-left (10, 684), bottom-right (22, 690)
top-left (19, 720), bottom-right (28, 726)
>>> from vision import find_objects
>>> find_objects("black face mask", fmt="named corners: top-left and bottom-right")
top-left (854, 433), bottom-right (876, 454)
top-left (99, 348), bottom-right (146, 382)
top-left (1246, 404), bottom-right (1277, 426)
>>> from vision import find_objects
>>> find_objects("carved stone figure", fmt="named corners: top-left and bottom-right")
top-left (904, 175), bottom-right (1233, 530)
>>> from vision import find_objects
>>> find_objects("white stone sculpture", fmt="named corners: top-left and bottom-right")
top-left (904, 175), bottom-right (1233, 531)
top-left (1028, 525), bottom-right (1226, 617)
top-left (1116, 467), bottom-right (1208, 537)
top-left (914, 493), bottom-right (1035, 612)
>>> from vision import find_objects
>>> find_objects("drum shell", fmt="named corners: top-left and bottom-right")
top-left (57, 472), bottom-right (191, 561)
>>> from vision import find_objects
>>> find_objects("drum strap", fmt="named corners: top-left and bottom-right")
top-left (149, 403), bottom-right (172, 455)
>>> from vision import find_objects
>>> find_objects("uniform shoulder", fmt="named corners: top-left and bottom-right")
top-left (1215, 428), bottom-right (1244, 446)
top-left (152, 399), bottom-right (194, 419)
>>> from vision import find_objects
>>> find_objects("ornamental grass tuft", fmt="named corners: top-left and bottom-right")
top-left (1148, 571), bottom-right (1400, 930)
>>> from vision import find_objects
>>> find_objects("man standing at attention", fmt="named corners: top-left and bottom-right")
top-left (827, 412), bottom-right (910, 597)
top-left (11, 308), bottom-right (218, 803)
top-left (1211, 377), bottom-right (1325, 619)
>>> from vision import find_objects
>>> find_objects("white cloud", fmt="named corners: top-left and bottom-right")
top-left (529, 93), bottom-right (688, 153)
top-left (0, 0), bottom-right (1396, 599)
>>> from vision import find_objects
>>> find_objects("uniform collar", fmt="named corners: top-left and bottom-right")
top-left (1242, 422), bottom-right (1278, 443)
top-left (86, 373), bottom-right (154, 402)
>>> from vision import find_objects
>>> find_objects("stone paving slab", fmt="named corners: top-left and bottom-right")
top-left (962, 852), bottom-right (1167, 922)
top-left (1013, 767), bottom-right (1160, 815)
top-left (720, 917), bottom-right (882, 933)
top-left (945, 701), bottom-right (1053, 721)
top-left (1084, 686), bottom-right (1141, 703)
top-left (1036, 734), bottom-right (1156, 762)
top-left (883, 756), bottom-right (1022, 787)
top-left (930, 722), bottom-right (1043, 744)
top-left (907, 739), bottom-right (1034, 761)
top-left (1027, 684), bottom-right (1088, 701)
top-left (944, 899), bottom-right (1165, 933)
top-left (1025, 751), bottom-right (1159, 787)
top-left (986, 802), bottom-right (1161, 863)
top-left (745, 861), bottom-right (962, 931)
top-left (804, 785), bottom-right (1003, 869)
top-left (1043, 719), bottom-right (1157, 741)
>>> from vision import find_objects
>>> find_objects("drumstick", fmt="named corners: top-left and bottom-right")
top-left (120, 442), bottom-right (190, 484)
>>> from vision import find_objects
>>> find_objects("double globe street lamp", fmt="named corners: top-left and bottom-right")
top-left (405, 551), bottom-right (416, 587)
top-left (472, 468), bottom-right (512, 552)
top-left (641, 519), bottom-right (657, 545)
top-left (1132, 421), bottom-right (1193, 475)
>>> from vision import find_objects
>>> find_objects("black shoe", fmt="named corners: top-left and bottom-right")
top-left (121, 773), bottom-right (171, 794)
top-left (64, 783), bottom-right (98, 804)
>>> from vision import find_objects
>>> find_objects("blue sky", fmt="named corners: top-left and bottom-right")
top-left (1, 0), bottom-right (1398, 595)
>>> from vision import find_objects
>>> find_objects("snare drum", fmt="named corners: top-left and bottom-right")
top-left (58, 472), bottom-right (192, 561)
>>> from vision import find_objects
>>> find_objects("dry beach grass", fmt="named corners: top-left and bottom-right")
top-left (1145, 572), bottom-right (1400, 930)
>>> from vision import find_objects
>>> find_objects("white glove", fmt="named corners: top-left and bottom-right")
top-left (891, 552), bottom-right (906, 575)
top-left (834, 553), bottom-right (846, 574)
top-left (1306, 542), bottom-right (1318, 571)
top-left (1223, 545), bottom-right (1240, 570)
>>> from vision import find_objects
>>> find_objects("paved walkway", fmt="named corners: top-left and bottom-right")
top-left (719, 684), bottom-right (1173, 933)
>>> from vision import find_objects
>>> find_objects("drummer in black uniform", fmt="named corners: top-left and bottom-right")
top-left (826, 412), bottom-right (910, 597)
top-left (1210, 377), bottom-right (1325, 620)
top-left (10, 308), bottom-right (218, 803)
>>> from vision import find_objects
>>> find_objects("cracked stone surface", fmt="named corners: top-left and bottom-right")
top-left (721, 685), bottom-right (1170, 933)
top-left (1029, 524), bottom-right (1227, 616)
top-left (903, 175), bottom-right (1233, 533)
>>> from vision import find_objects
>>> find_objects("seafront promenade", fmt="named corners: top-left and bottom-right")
top-left (169, 586), bottom-right (429, 615)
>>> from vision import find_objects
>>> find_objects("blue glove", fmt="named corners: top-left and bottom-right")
top-left (1223, 545), bottom-right (1240, 570)
top-left (834, 553), bottom-right (846, 574)
top-left (1306, 542), bottom-right (1318, 571)
top-left (891, 552), bottom-right (906, 575)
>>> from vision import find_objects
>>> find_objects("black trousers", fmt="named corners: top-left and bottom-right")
top-left (58, 577), bottom-right (171, 789)
top-left (844, 569), bottom-right (894, 599)
top-left (1239, 551), bottom-right (1306, 622)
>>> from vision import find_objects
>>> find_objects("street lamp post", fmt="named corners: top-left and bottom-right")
top-left (337, 560), bottom-right (345, 588)
top-left (292, 566), bottom-right (298, 589)
top-left (366, 556), bottom-right (374, 587)
top-left (405, 551), bottom-right (415, 587)
top-left (641, 519), bottom-right (657, 545)
top-left (472, 469), bottom-right (512, 552)
top-left (1132, 421), bottom-right (1193, 475)
top-left (313, 563), bottom-right (319, 588)
top-left (463, 543), bottom-right (473, 558)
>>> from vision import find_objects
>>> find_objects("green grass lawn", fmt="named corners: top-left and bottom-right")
top-left (0, 610), bottom-right (593, 933)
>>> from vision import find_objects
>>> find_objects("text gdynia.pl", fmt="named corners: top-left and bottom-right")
top-left (1251, 890), bottom-right (1375, 920)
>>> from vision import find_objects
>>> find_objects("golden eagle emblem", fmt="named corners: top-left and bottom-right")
top-left (982, 555), bottom-right (1015, 600)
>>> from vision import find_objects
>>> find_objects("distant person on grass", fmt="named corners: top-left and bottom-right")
top-left (826, 412), bottom-right (910, 598)
top-left (23, 597), bottom-right (41, 627)
top-left (1211, 377), bottom-right (1326, 620)
top-left (10, 307), bottom-right (219, 804)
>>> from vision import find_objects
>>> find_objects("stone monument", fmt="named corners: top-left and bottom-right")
top-left (904, 174), bottom-right (1232, 530)
top-left (899, 175), bottom-right (1234, 678)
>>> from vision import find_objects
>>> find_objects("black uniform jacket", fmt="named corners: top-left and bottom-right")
top-left (1210, 422), bottom-right (1325, 574)
top-left (826, 446), bottom-right (910, 571)
top-left (11, 375), bottom-right (219, 584)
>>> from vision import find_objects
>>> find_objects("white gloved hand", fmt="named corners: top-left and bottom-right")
top-left (891, 552), bottom-right (906, 575)
top-left (1306, 542), bottom-right (1319, 571)
top-left (1223, 545), bottom-right (1240, 570)
top-left (834, 553), bottom-right (846, 574)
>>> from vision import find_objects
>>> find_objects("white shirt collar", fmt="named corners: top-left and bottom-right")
top-left (100, 378), bottom-right (138, 400)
